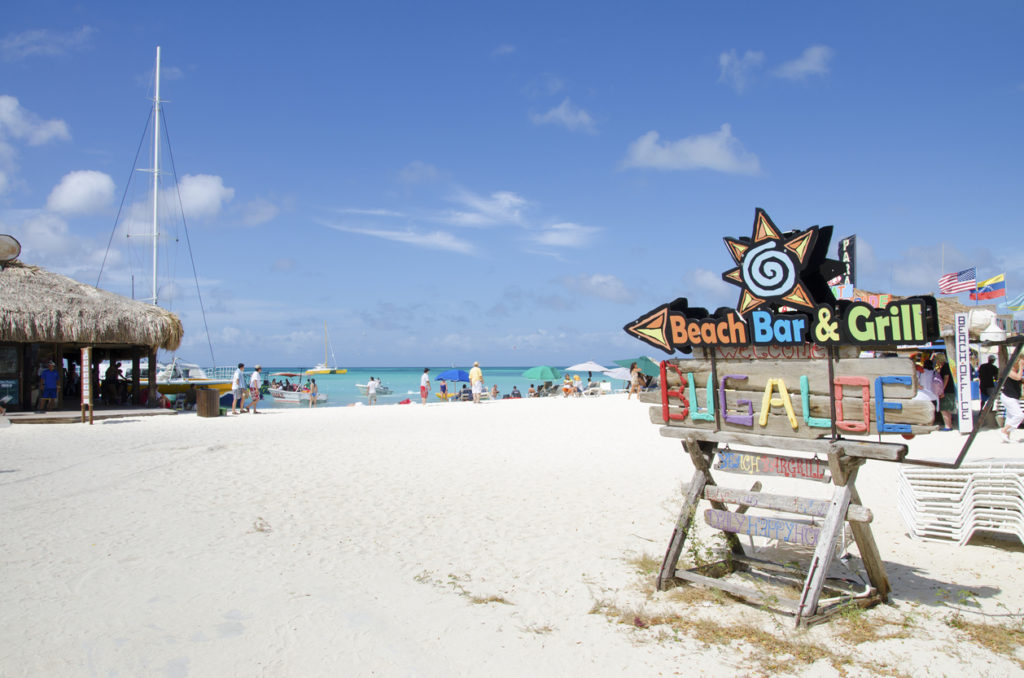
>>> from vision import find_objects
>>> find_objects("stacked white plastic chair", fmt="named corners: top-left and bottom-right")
top-left (897, 459), bottom-right (1024, 546)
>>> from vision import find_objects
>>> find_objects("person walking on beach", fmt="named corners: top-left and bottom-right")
top-left (367, 376), bottom-right (377, 405)
top-left (999, 357), bottom-right (1024, 443)
top-left (231, 363), bottom-right (246, 414)
top-left (309, 379), bottom-right (318, 408)
top-left (469, 361), bottom-right (484, 404)
top-left (627, 362), bottom-right (641, 399)
top-left (979, 355), bottom-right (998, 405)
top-left (248, 365), bottom-right (262, 414)
top-left (420, 368), bottom-right (430, 404)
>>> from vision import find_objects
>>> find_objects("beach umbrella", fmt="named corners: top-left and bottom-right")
top-left (436, 368), bottom-right (470, 382)
top-left (614, 356), bottom-right (661, 376)
top-left (564, 361), bottom-right (609, 373)
top-left (603, 367), bottom-right (632, 381)
top-left (522, 365), bottom-right (561, 381)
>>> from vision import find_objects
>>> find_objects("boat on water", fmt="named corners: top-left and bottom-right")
top-left (356, 381), bottom-right (392, 396)
top-left (153, 358), bottom-right (231, 395)
top-left (305, 322), bottom-right (347, 375)
top-left (267, 372), bottom-right (328, 404)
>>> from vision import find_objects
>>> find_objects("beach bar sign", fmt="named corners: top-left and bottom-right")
top-left (624, 209), bottom-right (938, 353)
top-left (623, 209), bottom-right (940, 439)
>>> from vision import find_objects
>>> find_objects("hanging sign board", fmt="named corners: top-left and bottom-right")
top-left (953, 312), bottom-right (973, 433)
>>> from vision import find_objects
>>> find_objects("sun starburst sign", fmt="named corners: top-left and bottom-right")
top-left (721, 208), bottom-right (821, 315)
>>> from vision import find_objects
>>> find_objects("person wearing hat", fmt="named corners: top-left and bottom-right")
top-left (469, 361), bottom-right (484, 404)
top-left (979, 355), bottom-right (998, 405)
top-left (248, 365), bottom-right (262, 414)
top-left (38, 360), bottom-right (60, 411)
top-left (231, 362), bottom-right (246, 414)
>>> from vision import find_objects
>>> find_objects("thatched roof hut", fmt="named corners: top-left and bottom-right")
top-left (847, 288), bottom-right (997, 339)
top-left (0, 260), bottom-right (183, 411)
top-left (0, 261), bottom-right (183, 349)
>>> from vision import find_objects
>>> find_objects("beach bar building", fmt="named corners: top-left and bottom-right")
top-left (0, 260), bottom-right (183, 411)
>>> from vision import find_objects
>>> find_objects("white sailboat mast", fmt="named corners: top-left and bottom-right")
top-left (151, 46), bottom-right (162, 306)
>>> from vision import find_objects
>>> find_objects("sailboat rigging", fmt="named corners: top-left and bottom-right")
top-left (305, 322), bottom-right (347, 375)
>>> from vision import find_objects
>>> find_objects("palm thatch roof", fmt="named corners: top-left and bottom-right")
top-left (0, 261), bottom-right (183, 350)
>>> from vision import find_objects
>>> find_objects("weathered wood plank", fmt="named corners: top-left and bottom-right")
top-left (713, 449), bottom-right (831, 483)
top-left (657, 467), bottom-right (708, 591)
top-left (703, 485), bottom-right (873, 523)
top-left (828, 457), bottom-right (891, 602)
top-left (671, 568), bottom-right (801, 613)
top-left (660, 357), bottom-right (917, 398)
top-left (639, 388), bottom-right (933, 425)
top-left (796, 482), bottom-right (852, 625)
top-left (649, 405), bottom-right (936, 438)
top-left (709, 344), bottom-right (859, 361)
top-left (704, 508), bottom-right (821, 546)
top-left (658, 427), bottom-right (909, 461)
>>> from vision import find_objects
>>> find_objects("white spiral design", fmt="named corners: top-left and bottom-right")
top-left (742, 241), bottom-right (796, 298)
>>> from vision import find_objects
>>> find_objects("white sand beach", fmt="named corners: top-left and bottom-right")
top-left (2, 396), bottom-right (1023, 677)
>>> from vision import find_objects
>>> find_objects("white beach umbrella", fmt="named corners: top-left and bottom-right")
top-left (603, 367), bottom-right (632, 381)
top-left (564, 361), bottom-right (609, 373)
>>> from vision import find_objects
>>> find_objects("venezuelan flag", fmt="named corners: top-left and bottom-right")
top-left (970, 273), bottom-right (1006, 301)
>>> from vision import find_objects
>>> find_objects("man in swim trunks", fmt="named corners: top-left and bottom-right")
top-left (420, 368), bottom-right (430, 404)
top-left (469, 361), bottom-right (483, 404)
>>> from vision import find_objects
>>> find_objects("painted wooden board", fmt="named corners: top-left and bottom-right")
top-left (704, 508), bottom-right (821, 546)
top-left (660, 357), bottom-right (917, 398)
top-left (655, 427), bottom-right (910, 461)
top-left (647, 405), bottom-right (936, 438)
top-left (706, 345), bottom-right (859, 361)
top-left (713, 449), bottom-right (831, 483)
top-left (639, 388), bottom-right (933, 424)
top-left (703, 485), bottom-right (872, 523)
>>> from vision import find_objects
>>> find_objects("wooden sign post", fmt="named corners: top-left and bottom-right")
top-left (80, 346), bottom-right (93, 424)
top-left (622, 209), bottom-right (941, 626)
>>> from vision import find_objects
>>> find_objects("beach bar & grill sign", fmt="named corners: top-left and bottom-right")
top-left (623, 209), bottom-right (940, 440)
top-left (623, 209), bottom-right (941, 626)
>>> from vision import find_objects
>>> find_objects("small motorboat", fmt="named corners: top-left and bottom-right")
top-left (267, 372), bottom-right (328, 404)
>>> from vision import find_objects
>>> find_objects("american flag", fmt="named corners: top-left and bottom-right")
top-left (938, 267), bottom-right (976, 295)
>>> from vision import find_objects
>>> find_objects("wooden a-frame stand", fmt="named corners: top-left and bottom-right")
top-left (656, 429), bottom-right (904, 627)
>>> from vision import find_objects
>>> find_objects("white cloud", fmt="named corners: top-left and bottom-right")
top-left (177, 174), bottom-right (234, 218)
top-left (561, 273), bottom-right (634, 303)
top-left (1, 26), bottom-right (94, 61)
top-left (239, 198), bottom-right (279, 226)
top-left (773, 45), bottom-right (834, 80)
top-left (523, 74), bottom-right (564, 97)
top-left (530, 98), bottom-right (596, 134)
top-left (399, 160), bottom-right (441, 184)
top-left (691, 268), bottom-right (736, 307)
top-left (324, 222), bottom-right (475, 254)
top-left (718, 49), bottom-right (764, 93)
top-left (46, 170), bottom-right (115, 214)
top-left (622, 124), bottom-right (760, 175)
top-left (492, 44), bottom-right (516, 56)
top-left (0, 96), bottom-right (70, 195)
top-left (338, 207), bottom-right (406, 218)
top-left (444, 189), bottom-right (527, 227)
top-left (532, 222), bottom-right (599, 248)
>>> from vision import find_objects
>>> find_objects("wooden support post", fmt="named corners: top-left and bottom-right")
top-left (795, 453), bottom-right (853, 626)
top-left (657, 462), bottom-right (708, 590)
top-left (829, 453), bottom-right (890, 601)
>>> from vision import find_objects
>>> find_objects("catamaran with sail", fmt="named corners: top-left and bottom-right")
top-left (305, 322), bottom-right (347, 375)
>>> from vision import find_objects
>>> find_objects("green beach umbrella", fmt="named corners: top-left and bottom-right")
top-left (522, 365), bottom-right (561, 381)
top-left (614, 356), bottom-right (661, 376)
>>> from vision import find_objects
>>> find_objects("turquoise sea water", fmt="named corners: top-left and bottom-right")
top-left (254, 366), bottom-right (627, 408)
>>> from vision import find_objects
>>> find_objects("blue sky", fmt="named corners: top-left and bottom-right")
top-left (1, 2), bottom-right (1022, 367)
